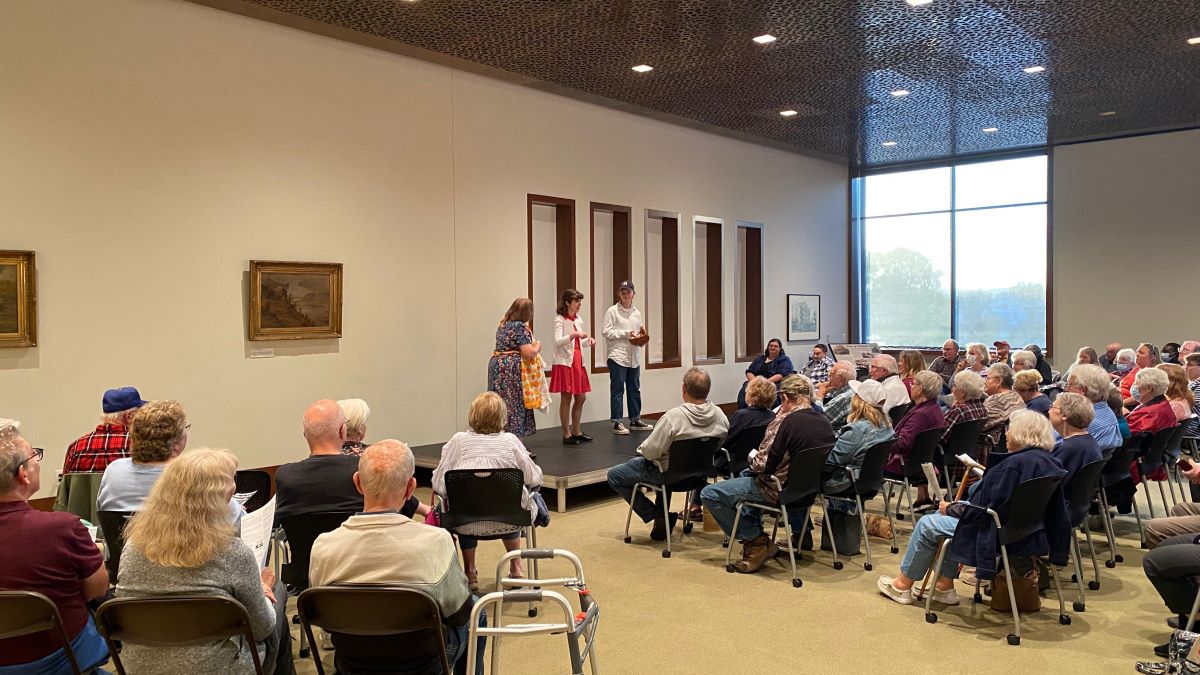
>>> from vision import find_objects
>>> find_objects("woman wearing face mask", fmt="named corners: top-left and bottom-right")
top-left (1126, 368), bottom-right (1176, 435)
top-left (954, 343), bottom-right (990, 378)
top-left (1048, 392), bottom-right (1102, 499)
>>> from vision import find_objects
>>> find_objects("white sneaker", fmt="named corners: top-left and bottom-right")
top-left (932, 587), bottom-right (960, 605)
top-left (629, 420), bottom-right (654, 431)
top-left (877, 576), bottom-right (914, 605)
top-left (613, 422), bottom-right (630, 435)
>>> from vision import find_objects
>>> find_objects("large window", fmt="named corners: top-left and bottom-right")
top-left (855, 154), bottom-right (1049, 349)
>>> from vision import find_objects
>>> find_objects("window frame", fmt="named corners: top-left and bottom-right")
top-left (851, 149), bottom-right (1053, 355)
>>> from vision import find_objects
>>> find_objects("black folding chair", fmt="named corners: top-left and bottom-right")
top-left (622, 437), bottom-right (721, 558)
top-left (882, 426), bottom-right (946, 522)
top-left (97, 510), bottom-right (133, 583)
top-left (1063, 457), bottom-right (1108, 611)
top-left (827, 438), bottom-right (897, 568)
top-left (717, 424), bottom-right (769, 478)
top-left (723, 444), bottom-right (834, 588)
top-left (939, 418), bottom-right (986, 493)
top-left (1100, 432), bottom-right (1152, 549)
top-left (1139, 425), bottom-right (1184, 517)
top-left (279, 511), bottom-right (356, 657)
top-left (95, 595), bottom-right (264, 674)
top-left (234, 470), bottom-right (273, 514)
top-left (924, 474), bottom-right (1069, 646)
top-left (0, 591), bottom-right (86, 675)
top-left (888, 402), bottom-right (912, 428)
top-left (297, 586), bottom-right (452, 675)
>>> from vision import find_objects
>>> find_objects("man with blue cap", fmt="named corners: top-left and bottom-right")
top-left (62, 387), bottom-right (147, 474)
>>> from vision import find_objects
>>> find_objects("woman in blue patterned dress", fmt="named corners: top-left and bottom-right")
top-left (488, 298), bottom-right (541, 437)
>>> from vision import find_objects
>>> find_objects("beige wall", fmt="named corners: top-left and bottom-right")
top-left (1051, 129), bottom-right (1200, 365)
top-left (0, 0), bottom-right (848, 497)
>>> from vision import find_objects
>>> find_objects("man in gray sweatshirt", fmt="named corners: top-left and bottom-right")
top-left (606, 367), bottom-right (729, 540)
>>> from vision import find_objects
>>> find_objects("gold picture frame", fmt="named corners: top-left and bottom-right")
top-left (248, 260), bottom-right (343, 341)
top-left (0, 250), bottom-right (37, 348)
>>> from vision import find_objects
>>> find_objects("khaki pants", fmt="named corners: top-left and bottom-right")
top-left (1145, 502), bottom-right (1200, 549)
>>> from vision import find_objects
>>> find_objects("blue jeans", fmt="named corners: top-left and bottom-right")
top-left (608, 359), bottom-right (642, 422)
top-left (607, 457), bottom-right (667, 523)
top-left (700, 477), bottom-right (809, 541)
top-left (445, 606), bottom-right (487, 675)
top-left (0, 616), bottom-right (109, 674)
top-left (899, 513), bottom-right (961, 580)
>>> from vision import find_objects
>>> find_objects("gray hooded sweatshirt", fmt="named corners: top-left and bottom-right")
top-left (637, 401), bottom-right (730, 471)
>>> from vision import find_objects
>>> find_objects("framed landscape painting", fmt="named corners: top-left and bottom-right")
top-left (787, 294), bottom-right (820, 342)
top-left (0, 251), bottom-right (37, 348)
top-left (248, 261), bottom-right (343, 341)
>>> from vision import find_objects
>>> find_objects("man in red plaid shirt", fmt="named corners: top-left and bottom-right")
top-left (62, 387), bottom-right (147, 474)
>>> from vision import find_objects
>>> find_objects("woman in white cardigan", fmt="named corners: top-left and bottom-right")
top-left (550, 289), bottom-right (595, 445)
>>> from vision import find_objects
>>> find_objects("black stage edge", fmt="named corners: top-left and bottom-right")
top-left (410, 420), bottom-right (647, 512)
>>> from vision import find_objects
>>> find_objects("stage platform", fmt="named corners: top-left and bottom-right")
top-left (410, 420), bottom-right (645, 512)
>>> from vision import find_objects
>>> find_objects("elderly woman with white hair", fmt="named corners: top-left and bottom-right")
top-left (1010, 350), bottom-right (1039, 379)
top-left (885, 371), bottom-right (947, 510)
top-left (982, 364), bottom-right (1024, 435)
top-left (1127, 367), bottom-right (1177, 436)
top-left (337, 398), bottom-right (371, 456)
top-left (1048, 392), bottom-right (1102, 499)
top-left (1013, 369), bottom-right (1051, 416)
top-left (878, 410), bottom-right (1070, 606)
top-left (941, 371), bottom-right (987, 445)
top-left (954, 343), bottom-right (991, 379)
top-left (1060, 364), bottom-right (1123, 450)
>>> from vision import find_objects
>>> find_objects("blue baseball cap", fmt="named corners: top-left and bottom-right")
top-left (103, 387), bottom-right (147, 414)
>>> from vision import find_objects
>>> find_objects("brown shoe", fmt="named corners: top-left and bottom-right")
top-left (733, 534), bottom-right (777, 574)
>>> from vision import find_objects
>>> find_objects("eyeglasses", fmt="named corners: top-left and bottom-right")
top-left (13, 448), bottom-right (43, 475)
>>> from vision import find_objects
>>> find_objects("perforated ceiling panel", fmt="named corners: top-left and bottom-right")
top-left (195, 0), bottom-right (1200, 167)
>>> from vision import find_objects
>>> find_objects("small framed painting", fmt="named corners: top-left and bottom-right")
top-left (249, 261), bottom-right (343, 341)
top-left (0, 251), bottom-right (37, 348)
top-left (787, 294), bottom-right (820, 342)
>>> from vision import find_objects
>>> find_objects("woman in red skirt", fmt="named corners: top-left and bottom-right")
top-left (551, 289), bottom-right (595, 445)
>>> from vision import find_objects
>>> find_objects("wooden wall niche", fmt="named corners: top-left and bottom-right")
top-left (590, 202), bottom-right (632, 373)
top-left (693, 217), bottom-right (724, 365)
top-left (735, 222), bottom-right (764, 361)
top-left (644, 209), bottom-right (681, 369)
top-left (527, 194), bottom-right (576, 352)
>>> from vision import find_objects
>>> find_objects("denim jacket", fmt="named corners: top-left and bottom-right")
top-left (823, 420), bottom-right (895, 494)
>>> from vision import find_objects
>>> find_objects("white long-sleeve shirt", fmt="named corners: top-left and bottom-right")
top-left (551, 314), bottom-right (588, 367)
top-left (432, 431), bottom-right (543, 520)
top-left (602, 303), bottom-right (643, 368)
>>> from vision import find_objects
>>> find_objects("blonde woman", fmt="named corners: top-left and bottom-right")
top-left (1158, 363), bottom-right (1196, 423)
top-left (898, 350), bottom-right (926, 395)
top-left (433, 391), bottom-right (544, 590)
top-left (117, 448), bottom-right (292, 675)
top-left (1014, 369), bottom-right (1051, 415)
top-left (823, 379), bottom-right (894, 495)
top-left (337, 398), bottom-right (371, 455)
top-left (955, 343), bottom-right (991, 378)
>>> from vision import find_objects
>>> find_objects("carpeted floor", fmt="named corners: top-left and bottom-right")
top-left (285, 484), bottom-right (1175, 674)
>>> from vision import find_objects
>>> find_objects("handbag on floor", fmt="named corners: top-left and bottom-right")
top-left (990, 557), bottom-right (1041, 613)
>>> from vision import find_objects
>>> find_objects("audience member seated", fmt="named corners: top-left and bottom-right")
top-left (1143, 462), bottom-right (1200, 549)
top-left (117, 448), bottom-right (293, 675)
top-left (432, 391), bottom-right (544, 590)
top-left (1014, 370), bottom-right (1051, 416)
top-left (1127, 367), bottom-right (1177, 435)
top-left (1100, 342), bottom-right (1122, 373)
top-left (1026, 344), bottom-right (1054, 384)
top-left (1122, 343), bottom-right (1161, 404)
top-left (1010, 350), bottom-right (1038, 379)
top-left (608, 367), bottom-right (729, 541)
top-left (63, 386), bottom-right (146, 474)
top-left (869, 354), bottom-right (911, 414)
top-left (688, 378), bottom-right (776, 521)
top-left (885, 371), bottom-right (947, 511)
top-left (311, 441), bottom-right (482, 675)
top-left (1048, 392), bottom-right (1102, 499)
top-left (1108, 388), bottom-right (1132, 442)
top-left (747, 375), bottom-right (809, 476)
top-left (1180, 341), bottom-right (1200, 362)
top-left (928, 340), bottom-right (962, 391)
top-left (897, 350), bottom-right (926, 395)
top-left (1157, 363), bottom-right (1195, 424)
top-left (275, 399), bottom-right (421, 524)
top-left (0, 432), bottom-right (110, 673)
top-left (941, 371), bottom-right (987, 444)
top-left (97, 400), bottom-right (243, 524)
top-left (1062, 346), bottom-right (1100, 384)
top-left (819, 362), bottom-right (856, 429)
top-left (337, 397), bottom-right (371, 455)
top-left (798, 343), bottom-right (835, 384)
top-left (823, 379), bottom-right (895, 495)
top-left (701, 374), bottom-right (835, 573)
top-left (993, 340), bottom-right (1012, 367)
top-left (737, 339), bottom-right (794, 409)
top-left (1059, 364), bottom-right (1123, 451)
top-left (1186, 353), bottom-right (1200, 437)
top-left (877, 411), bottom-right (1069, 605)
top-left (954, 342), bottom-right (990, 381)
top-left (1143, 531), bottom-right (1200, 656)
top-left (982, 364), bottom-right (1024, 436)
top-left (1163, 343), bottom-right (1182, 365)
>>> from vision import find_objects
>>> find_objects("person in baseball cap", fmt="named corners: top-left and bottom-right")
top-left (823, 378), bottom-right (895, 495)
top-left (604, 280), bottom-right (651, 434)
top-left (62, 387), bottom-right (148, 474)
top-left (992, 340), bottom-right (1012, 366)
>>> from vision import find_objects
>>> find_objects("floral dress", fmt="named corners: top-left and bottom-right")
top-left (488, 320), bottom-right (535, 437)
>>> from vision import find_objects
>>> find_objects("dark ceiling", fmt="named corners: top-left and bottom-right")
top-left (192, 0), bottom-right (1200, 168)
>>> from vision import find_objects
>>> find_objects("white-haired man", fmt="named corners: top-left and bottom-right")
top-left (63, 386), bottom-right (147, 474)
top-left (310, 440), bottom-right (482, 675)
top-left (869, 354), bottom-right (911, 414)
top-left (928, 340), bottom-right (962, 390)
top-left (1060, 364), bottom-right (1122, 450)
top-left (820, 361), bottom-right (857, 429)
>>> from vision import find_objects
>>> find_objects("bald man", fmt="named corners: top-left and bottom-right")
top-left (1099, 342), bottom-right (1122, 373)
top-left (274, 400), bottom-right (420, 524)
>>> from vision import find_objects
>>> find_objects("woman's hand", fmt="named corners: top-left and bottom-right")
top-left (938, 500), bottom-right (951, 515)
top-left (569, 331), bottom-right (585, 340)
top-left (531, 339), bottom-right (541, 353)
top-left (259, 568), bottom-right (277, 602)
top-left (585, 337), bottom-right (596, 347)
top-left (955, 359), bottom-right (967, 372)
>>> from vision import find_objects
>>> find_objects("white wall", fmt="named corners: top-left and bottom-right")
top-left (1052, 129), bottom-right (1200, 363)
top-left (0, 0), bottom-right (849, 497)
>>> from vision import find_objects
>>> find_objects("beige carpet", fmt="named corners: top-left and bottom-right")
top-left (288, 485), bottom-right (1171, 674)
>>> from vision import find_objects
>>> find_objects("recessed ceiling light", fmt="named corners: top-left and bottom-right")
top-left (906, 0), bottom-right (933, 5)
top-left (1188, 37), bottom-right (1200, 45)
top-left (882, 141), bottom-right (898, 147)
top-left (1099, 110), bottom-right (1116, 117)
top-left (779, 110), bottom-right (798, 117)
top-left (631, 64), bottom-right (653, 73)
top-left (983, 127), bottom-right (999, 133)
top-left (890, 89), bottom-right (910, 97)
top-left (1023, 65), bottom-right (1045, 74)
top-left (753, 34), bottom-right (777, 45)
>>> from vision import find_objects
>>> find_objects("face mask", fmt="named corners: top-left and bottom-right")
top-left (967, 355), bottom-right (977, 366)
top-left (1131, 384), bottom-right (1142, 402)
top-left (1116, 362), bottom-right (1132, 373)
